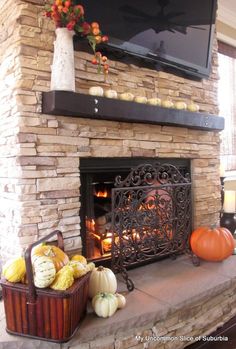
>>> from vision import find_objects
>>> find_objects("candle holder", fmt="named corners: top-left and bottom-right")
top-left (220, 212), bottom-right (236, 236)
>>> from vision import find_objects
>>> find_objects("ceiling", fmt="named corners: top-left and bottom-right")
top-left (218, 0), bottom-right (236, 28)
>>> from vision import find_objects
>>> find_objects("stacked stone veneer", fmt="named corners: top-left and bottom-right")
top-left (0, 0), bottom-right (221, 261)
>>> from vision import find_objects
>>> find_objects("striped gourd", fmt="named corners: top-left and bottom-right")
top-left (33, 255), bottom-right (56, 288)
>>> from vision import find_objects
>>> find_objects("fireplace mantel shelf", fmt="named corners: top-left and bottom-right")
top-left (42, 91), bottom-right (224, 132)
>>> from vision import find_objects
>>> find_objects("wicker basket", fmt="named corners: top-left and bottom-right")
top-left (0, 230), bottom-right (90, 343)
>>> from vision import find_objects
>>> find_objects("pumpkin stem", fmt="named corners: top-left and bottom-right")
top-left (97, 266), bottom-right (104, 272)
top-left (210, 224), bottom-right (217, 230)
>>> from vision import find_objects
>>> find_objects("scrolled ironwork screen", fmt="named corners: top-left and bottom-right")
top-left (111, 162), bottom-right (191, 290)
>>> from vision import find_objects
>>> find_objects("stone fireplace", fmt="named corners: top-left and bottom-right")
top-left (0, 0), bottom-right (223, 265)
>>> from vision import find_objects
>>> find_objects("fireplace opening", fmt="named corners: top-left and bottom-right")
top-left (80, 158), bottom-right (191, 266)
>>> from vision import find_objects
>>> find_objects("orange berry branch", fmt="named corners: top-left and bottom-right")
top-left (44, 0), bottom-right (109, 74)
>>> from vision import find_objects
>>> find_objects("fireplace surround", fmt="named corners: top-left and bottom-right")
top-left (0, 0), bottom-right (223, 266)
top-left (80, 157), bottom-right (193, 288)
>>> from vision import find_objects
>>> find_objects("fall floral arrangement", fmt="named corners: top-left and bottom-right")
top-left (44, 0), bottom-right (109, 73)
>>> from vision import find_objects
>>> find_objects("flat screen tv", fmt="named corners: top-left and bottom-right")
top-left (79, 0), bottom-right (217, 79)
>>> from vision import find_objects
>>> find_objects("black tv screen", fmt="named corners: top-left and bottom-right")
top-left (80, 0), bottom-right (217, 79)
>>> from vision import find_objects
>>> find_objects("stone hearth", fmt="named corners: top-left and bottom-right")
top-left (1, 255), bottom-right (236, 349)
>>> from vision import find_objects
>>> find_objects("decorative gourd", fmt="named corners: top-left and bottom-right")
top-left (89, 86), bottom-right (104, 97)
top-left (174, 101), bottom-right (187, 110)
top-left (32, 245), bottom-right (69, 272)
top-left (161, 99), bottom-right (174, 108)
top-left (147, 97), bottom-right (162, 106)
top-left (88, 266), bottom-right (117, 299)
top-left (115, 293), bottom-right (126, 309)
top-left (33, 255), bottom-right (56, 288)
top-left (104, 89), bottom-right (118, 99)
top-left (2, 257), bottom-right (26, 283)
top-left (92, 292), bottom-right (118, 318)
top-left (187, 103), bottom-right (200, 112)
top-left (87, 262), bottom-right (96, 272)
top-left (50, 265), bottom-right (74, 291)
top-left (119, 92), bottom-right (134, 101)
top-left (68, 260), bottom-right (87, 279)
top-left (71, 254), bottom-right (87, 266)
top-left (190, 225), bottom-right (234, 262)
top-left (134, 96), bottom-right (147, 104)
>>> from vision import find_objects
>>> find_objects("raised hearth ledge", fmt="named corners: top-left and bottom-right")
top-left (42, 91), bottom-right (225, 132)
top-left (1, 255), bottom-right (236, 349)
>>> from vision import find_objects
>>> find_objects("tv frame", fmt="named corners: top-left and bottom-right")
top-left (81, 0), bottom-right (217, 79)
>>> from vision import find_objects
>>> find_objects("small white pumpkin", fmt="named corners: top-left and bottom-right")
top-left (147, 97), bottom-right (162, 106)
top-left (187, 103), bottom-right (200, 112)
top-left (161, 99), bottom-right (174, 108)
top-left (87, 262), bottom-right (96, 272)
top-left (104, 89), bottom-right (118, 99)
top-left (119, 92), bottom-right (134, 101)
top-left (174, 101), bottom-right (187, 110)
top-left (115, 293), bottom-right (126, 309)
top-left (33, 255), bottom-right (56, 288)
top-left (89, 86), bottom-right (104, 97)
top-left (92, 292), bottom-right (118, 318)
top-left (88, 265), bottom-right (117, 299)
top-left (134, 96), bottom-right (147, 104)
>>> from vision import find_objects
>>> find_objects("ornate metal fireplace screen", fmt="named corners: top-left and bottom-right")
top-left (111, 163), bottom-right (192, 291)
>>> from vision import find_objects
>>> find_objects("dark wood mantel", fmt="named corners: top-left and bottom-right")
top-left (42, 91), bottom-right (224, 132)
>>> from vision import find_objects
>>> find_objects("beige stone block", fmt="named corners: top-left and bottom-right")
top-left (37, 177), bottom-right (80, 192)
top-left (20, 169), bottom-right (56, 179)
top-left (16, 147), bottom-right (37, 156)
top-left (57, 157), bottom-right (80, 168)
top-left (39, 189), bottom-right (80, 200)
top-left (90, 139), bottom-right (123, 147)
top-left (58, 202), bottom-right (80, 211)
top-left (21, 216), bottom-right (42, 224)
top-left (61, 209), bottom-right (80, 218)
top-left (19, 126), bottom-right (57, 135)
top-left (91, 146), bottom-right (131, 157)
top-left (37, 145), bottom-right (78, 153)
top-left (59, 216), bottom-right (80, 225)
top-left (38, 134), bottom-right (89, 146)
top-left (17, 156), bottom-right (56, 166)
top-left (48, 120), bottom-right (58, 128)
top-left (18, 224), bottom-right (38, 236)
top-left (38, 220), bottom-right (59, 230)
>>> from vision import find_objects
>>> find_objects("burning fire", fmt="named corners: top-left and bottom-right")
top-left (95, 189), bottom-right (108, 198)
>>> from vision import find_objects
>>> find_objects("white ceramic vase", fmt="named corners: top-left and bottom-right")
top-left (50, 27), bottom-right (75, 92)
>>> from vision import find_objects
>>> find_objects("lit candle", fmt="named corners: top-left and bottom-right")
top-left (220, 163), bottom-right (225, 177)
top-left (223, 190), bottom-right (236, 213)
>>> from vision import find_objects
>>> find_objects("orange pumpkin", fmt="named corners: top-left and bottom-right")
top-left (32, 245), bottom-right (69, 272)
top-left (190, 226), bottom-right (234, 262)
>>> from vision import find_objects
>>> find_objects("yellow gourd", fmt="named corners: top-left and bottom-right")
top-left (68, 261), bottom-right (88, 279)
top-left (71, 254), bottom-right (87, 266)
top-left (2, 257), bottom-right (26, 283)
top-left (50, 265), bottom-right (74, 291)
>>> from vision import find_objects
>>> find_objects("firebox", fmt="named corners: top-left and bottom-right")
top-left (80, 158), bottom-right (191, 272)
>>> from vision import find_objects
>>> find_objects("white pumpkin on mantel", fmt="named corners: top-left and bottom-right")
top-left (88, 266), bottom-right (117, 298)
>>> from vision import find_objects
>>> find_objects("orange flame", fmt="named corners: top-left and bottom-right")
top-left (95, 190), bottom-right (108, 198)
